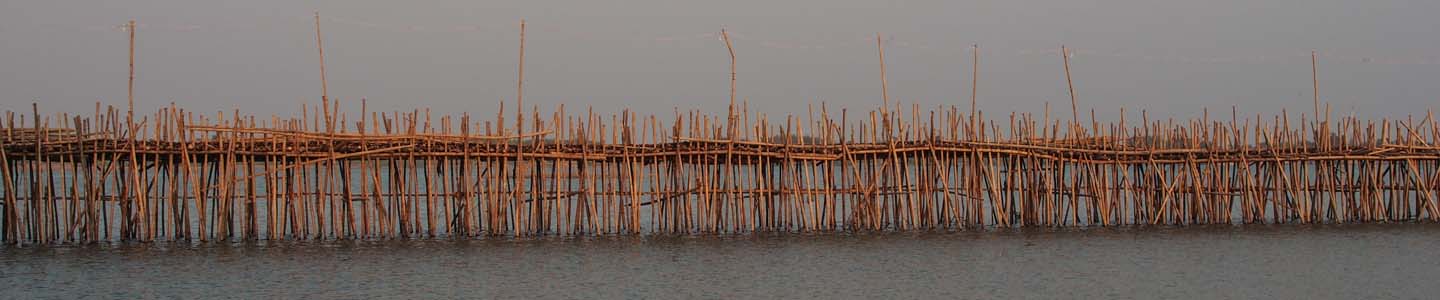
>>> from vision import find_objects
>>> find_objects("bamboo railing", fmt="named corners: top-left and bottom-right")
top-left (0, 101), bottom-right (1436, 244)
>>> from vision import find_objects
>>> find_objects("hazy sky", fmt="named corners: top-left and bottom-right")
top-left (2, 0), bottom-right (1437, 122)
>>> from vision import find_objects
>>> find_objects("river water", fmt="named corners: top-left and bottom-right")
top-left (2, 223), bottom-right (1438, 299)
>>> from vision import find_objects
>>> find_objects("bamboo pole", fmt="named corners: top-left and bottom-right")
top-left (314, 11), bottom-right (330, 113)
top-left (1061, 45), bottom-right (1079, 136)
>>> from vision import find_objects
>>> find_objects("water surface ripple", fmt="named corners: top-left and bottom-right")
top-left (3, 224), bottom-right (1437, 299)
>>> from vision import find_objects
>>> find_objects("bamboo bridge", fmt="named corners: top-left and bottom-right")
top-left (0, 101), bottom-right (1436, 244)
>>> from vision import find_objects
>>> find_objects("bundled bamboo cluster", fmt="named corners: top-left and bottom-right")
top-left (0, 101), bottom-right (1436, 244)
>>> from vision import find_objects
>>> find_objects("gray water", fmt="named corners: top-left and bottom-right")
top-left (2, 224), bottom-right (1438, 299)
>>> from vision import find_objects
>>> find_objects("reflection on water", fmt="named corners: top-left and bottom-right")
top-left (3, 223), bottom-right (1439, 298)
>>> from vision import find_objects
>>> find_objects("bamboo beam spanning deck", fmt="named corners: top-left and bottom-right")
top-left (0, 103), bottom-right (1436, 244)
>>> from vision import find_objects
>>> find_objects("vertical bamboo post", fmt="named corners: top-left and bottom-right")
top-left (314, 12), bottom-right (330, 114)
top-left (1311, 50), bottom-right (1319, 122)
top-left (1061, 45), bottom-right (1079, 137)
top-left (127, 20), bottom-right (136, 124)
top-left (512, 19), bottom-right (527, 235)
top-left (970, 44), bottom-right (979, 135)
top-left (720, 28), bottom-right (739, 234)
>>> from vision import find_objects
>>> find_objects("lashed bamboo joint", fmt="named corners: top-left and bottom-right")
top-left (0, 102), bottom-right (1436, 244)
